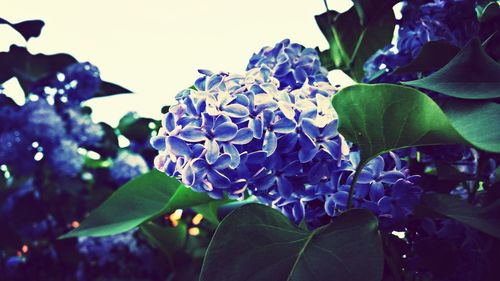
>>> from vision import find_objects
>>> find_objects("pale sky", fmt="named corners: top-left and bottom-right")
top-left (1, 0), bottom-right (354, 126)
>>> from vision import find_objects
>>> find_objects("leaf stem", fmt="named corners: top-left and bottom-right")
top-left (323, 0), bottom-right (329, 12)
top-left (347, 161), bottom-right (366, 208)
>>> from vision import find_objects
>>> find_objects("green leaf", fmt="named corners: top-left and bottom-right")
top-left (333, 84), bottom-right (500, 165)
top-left (333, 84), bottom-right (461, 163)
top-left (0, 45), bottom-right (77, 92)
top-left (60, 170), bottom-right (215, 238)
top-left (422, 194), bottom-right (500, 239)
top-left (0, 18), bottom-right (44, 41)
top-left (395, 41), bottom-right (460, 73)
top-left (94, 81), bottom-right (132, 98)
top-left (140, 222), bottom-right (187, 257)
top-left (441, 99), bottom-right (500, 153)
top-left (200, 204), bottom-right (383, 281)
top-left (403, 39), bottom-right (500, 99)
top-left (315, 5), bottom-right (395, 81)
top-left (476, 1), bottom-right (500, 22)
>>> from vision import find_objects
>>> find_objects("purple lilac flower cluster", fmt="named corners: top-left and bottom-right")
top-left (363, 0), bottom-right (479, 83)
top-left (0, 62), bottom-right (111, 177)
top-left (152, 41), bottom-right (423, 229)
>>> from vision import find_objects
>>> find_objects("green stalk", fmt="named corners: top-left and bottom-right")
top-left (347, 160), bottom-right (367, 208)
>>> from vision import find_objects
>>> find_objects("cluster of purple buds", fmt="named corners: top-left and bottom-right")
top-left (151, 40), bottom-right (425, 229)
top-left (247, 39), bottom-right (329, 90)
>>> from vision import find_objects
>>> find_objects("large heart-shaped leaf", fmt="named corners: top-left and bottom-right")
top-left (0, 18), bottom-right (44, 41)
top-left (421, 194), bottom-right (500, 239)
top-left (395, 41), bottom-right (460, 74)
top-left (200, 204), bottom-right (383, 281)
top-left (332, 84), bottom-right (500, 166)
top-left (403, 39), bottom-right (500, 99)
top-left (60, 170), bottom-right (215, 238)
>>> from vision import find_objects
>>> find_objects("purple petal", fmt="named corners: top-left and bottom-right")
top-left (292, 201), bottom-right (305, 224)
top-left (275, 62), bottom-right (291, 76)
top-left (205, 139), bottom-right (220, 164)
top-left (208, 75), bottom-right (223, 90)
top-left (378, 196), bottom-right (392, 213)
top-left (322, 120), bottom-right (338, 138)
top-left (277, 133), bottom-right (298, 154)
top-left (356, 169), bottom-right (375, 184)
top-left (214, 115), bottom-right (231, 128)
top-left (301, 118), bottom-right (320, 139)
top-left (223, 104), bottom-right (249, 118)
top-left (354, 183), bottom-right (370, 198)
top-left (298, 146), bottom-right (318, 163)
top-left (213, 153), bottom-right (231, 170)
top-left (166, 136), bottom-right (191, 157)
top-left (391, 179), bottom-right (412, 198)
top-left (232, 128), bottom-right (254, 145)
top-left (322, 140), bottom-right (341, 159)
top-left (181, 164), bottom-right (196, 186)
top-left (380, 171), bottom-right (405, 185)
top-left (263, 131), bottom-right (277, 155)
top-left (222, 143), bottom-right (240, 168)
top-left (249, 118), bottom-right (263, 139)
top-left (247, 151), bottom-right (268, 164)
top-left (150, 136), bottom-right (166, 151)
top-left (213, 122), bottom-right (238, 141)
top-left (255, 173), bottom-right (276, 191)
top-left (185, 96), bottom-right (197, 114)
top-left (325, 196), bottom-right (336, 216)
top-left (191, 158), bottom-right (208, 172)
top-left (277, 176), bottom-right (293, 198)
top-left (332, 191), bottom-right (349, 207)
top-left (369, 182), bottom-right (385, 202)
top-left (164, 112), bottom-right (176, 133)
top-left (262, 110), bottom-right (275, 128)
top-left (178, 126), bottom-right (206, 142)
top-left (207, 170), bottom-right (231, 189)
top-left (367, 156), bottom-right (384, 177)
top-left (282, 160), bottom-right (301, 176)
top-left (273, 118), bottom-right (296, 134)
top-left (194, 76), bottom-right (207, 91)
